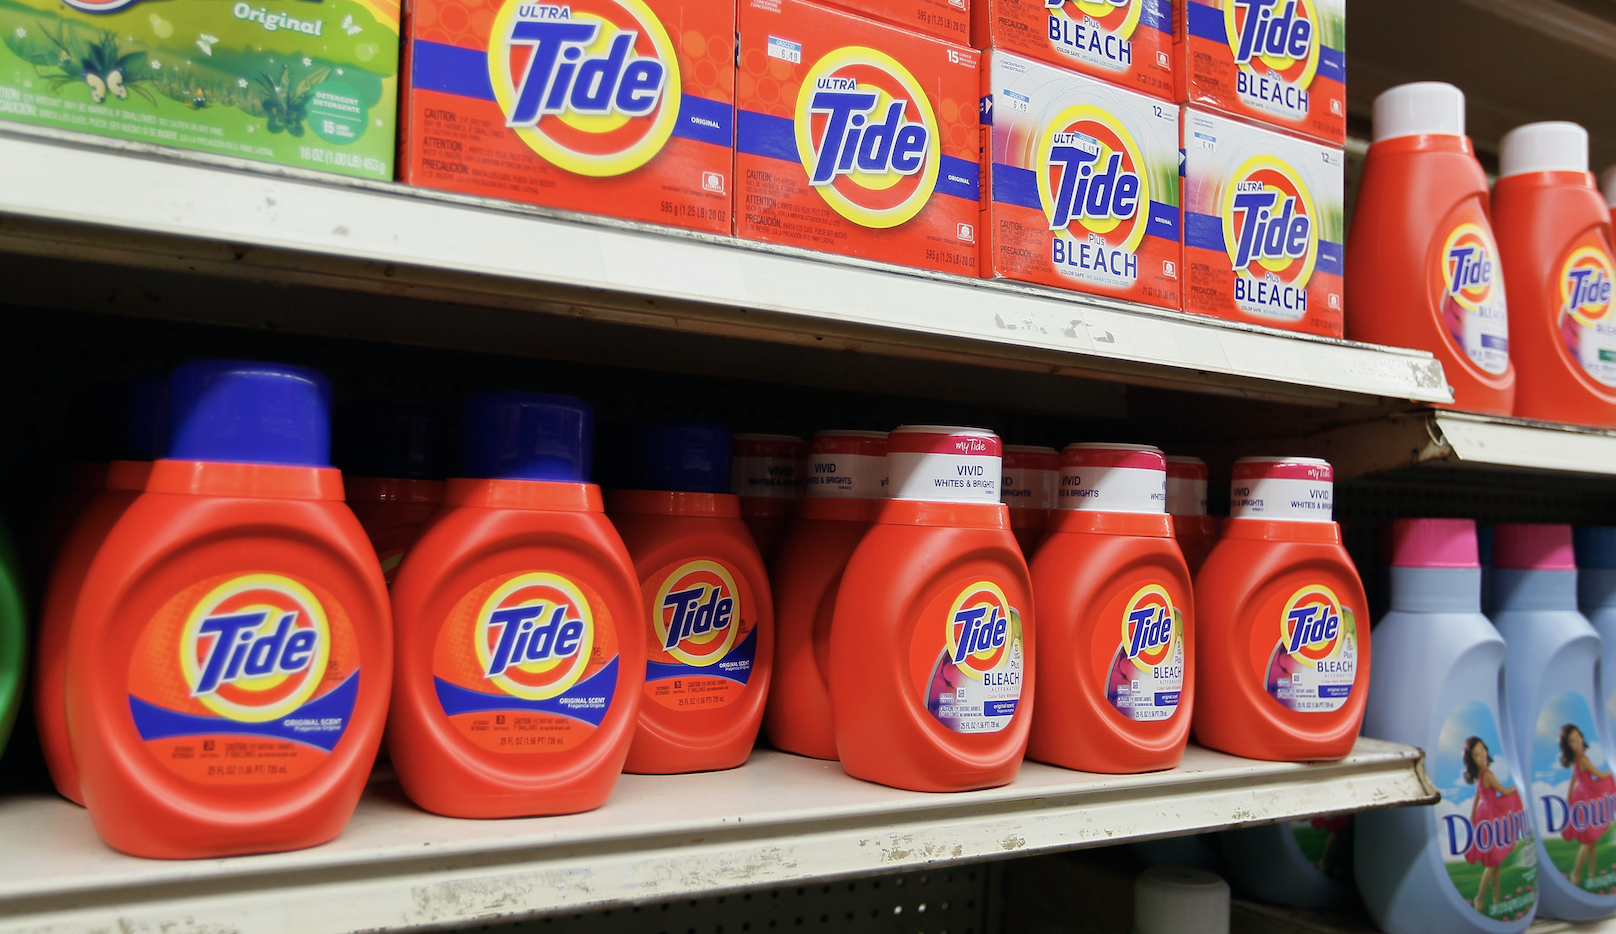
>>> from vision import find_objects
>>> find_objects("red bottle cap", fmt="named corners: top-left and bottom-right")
top-left (731, 433), bottom-right (804, 500)
top-left (805, 430), bottom-right (888, 500)
top-left (887, 426), bottom-right (1001, 505)
top-left (1058, 443), bottom-right (1166, 514)
top-left (1002, 445), bottom-right (1058, 511)
top-left (1165, 455), bottom-right (1208, 517)
top-left (1230, 456), bottom-right (1333, 522)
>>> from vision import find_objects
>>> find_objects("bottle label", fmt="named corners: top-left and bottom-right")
top-left (1433, 699), bottom-right (1537, 921)
top-left (1258, 582), bottom-right (1356, 712)
top-left (643, 558), bottom-right (757, 711)
top-left (1291, 814), bottom-right (1354, 883)
top-left (1058, 461), bottom-right (1166, 513)
top-left (1098, 583), bottom-right (1184, 722)
top-left (1230, 464), bottom-right (1332, 522)
top-left (127, 572), bottom-right (361, 784)
top-left (910, 579), bottom-right (1024, 734)
top-left (732, 456), bottom-right (802, 499)
top-left (1439, 220), bottom-right (1511, 376)
top-left (432, 571), bottom-right (619, 753)
top-left (1001, 466), bottom-right (1056, 511)
top-left (1165, 474), bottom-right (1208, 517)
top-left (1529, 691), bottom-right (1616, 893)
top-left (805, 452), bottom-right (887, 499)
top-left (1555, 233), bottom-right (1616, 387)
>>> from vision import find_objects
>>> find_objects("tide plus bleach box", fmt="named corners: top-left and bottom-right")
top-left (1181, 107), bottom-right (1344, 337)
top-left (981, 51), bottom-right (1180, 310)
top-left (972, 0), bottom-right (1174, 101)
top-left (736, 0), bottom-right (981, 275)
top-left (1174, 0), bottom-right (1345, 145)
top-left (400, 0), bottom-right (734, 232)
top-left (815, 0), bottom-right (971, 44)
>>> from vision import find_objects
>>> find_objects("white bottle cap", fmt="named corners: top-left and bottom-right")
top-left (1134, 866), bottom-right (1230, 934)
top-left (1165, 455), bottom-right (1209, 517)
top-left (1372, 82), bottom-right (1464, 142)
top-left (804, 430), bottom-right (888, 500)
top-left (1230, 456), bottom-right (1333, 522)
top-left (1499, 122), bottom-right (1588, 178)
top-left (1002, 445), bottom-right (1059, 511)
top-left (731, 434), bottom-right (804, 499)
top-left (1059, 443), bottom-right (1167, 514)
top-left (887, 426), bottom-right (1001, 504)
top-left (1601, 165), bottom-right (1616, 209)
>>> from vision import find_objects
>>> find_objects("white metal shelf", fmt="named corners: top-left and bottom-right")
top-left (1294, 411), bottom-right (1616, 480)
top-left (0, 739), bottom-right (1433, 934)
top-left (0, 124), bottom-right (1450, 408)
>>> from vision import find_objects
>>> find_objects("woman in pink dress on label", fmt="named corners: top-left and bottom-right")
top-left (1559, 723), bottom-right (1616, 886)
top-left (1465, 736), bottom-right (1525, 912)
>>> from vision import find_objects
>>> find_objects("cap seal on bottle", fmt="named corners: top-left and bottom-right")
top-left (1230, 456), bottom-right (1333, 521)
top-left (339, 403), bottom-right (447, 480)
top-left (121, 376), bottom-right (170, 462)
top-left (1002, 445), bottom-right (1058, 511)
top-left (1390, 518), bottom-right (1479, 568)
top-left (167, 359), bottom-right (333, 467)
top-left (460, 392), bottom-right (592, 482)
top-left (1601, 166), bottom-right (1616, 210)
top-left (1165, 455), bottom-right (1208, 517)
top-left (1575, 527), bottom-right (1616, 570)
top-left (1133, 866), bottom-right (1230, 934)
top-left (805, 430), bottom-right (888, 499)
top-left (1499, 122), bottom-right (1588, 178)
top-left (1372, 82), bottom-right (1464, 142)
top-left (631, 420), bottom-right (731, 493)
top-left (1058, 443), bottom-right (1166, 514)
top-left (887, 425), bottom-right (1001, 504)
top-left (731, 433), bottom-right (804, 500)
top-left (1494, 523), bottom-right (1576, 570)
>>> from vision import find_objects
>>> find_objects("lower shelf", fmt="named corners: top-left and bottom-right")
top-left (0, 739), bottom-right (1433, 934)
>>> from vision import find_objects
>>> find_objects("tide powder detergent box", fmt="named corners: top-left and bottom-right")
top-left (1182, 106), bottom-right (1343, 336)
top-left (400, 0), bottom-right (733, 232)
top-left (1174, 0), bottom-right (1345, 145)
top-left (815, 0), bottom-right (970, 44)
top-left (736, 0), bottom-right (980, 274)
top-left (972, 0), bottom-right (1173, 102)
top-left (0, 0), bottom-right (397, 178)
top-left (981, 51), bottom-right (1180, 310)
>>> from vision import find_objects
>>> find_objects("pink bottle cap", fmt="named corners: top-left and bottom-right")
top-left (1493, 523), bottom-right (1577, 570)
top-left (1389, 518), bottom-right (1479, 568)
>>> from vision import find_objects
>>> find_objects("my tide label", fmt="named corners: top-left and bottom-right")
top-left (1058, 443), bottom-right (1167, 513)
top-left (1182, 107), bottom-right (1344, 337)
top-left (1441, 216), bottom-right (1511, 376)
top-left (981, 52), bottom-right (1180, 310)
top-left (1555, 233), bottom-right (1616, 388)
top-left (1099, 582), bottom-right (1184, 721)
top-left (1433, 700), bottom-right (1538, 921)
top-left (911, 579), bottom-right (1025, 733)
top-left (1259, 582), bottom-right (1357, 713)
top-left (1530, 691), bottom-right (1616, 893)
top-left (736, 0), bottom-right (980, 274)
top-left (1174, 0), bottom-right (1345, 146)
top-left (432, 571), bottom-right (618, 752)
top-left (400, 0), bottom-right (733, 231)
top-left (888, 427), bottom-right (1002, 504)
top-left (972, 0), bottom-right (1173, 101)
top-left (643, 558), bottom-right (757, 711)
top-left (128, 573), bottom-right (360, 783)
top-left (1229, 457), bottom-right (1332, 521)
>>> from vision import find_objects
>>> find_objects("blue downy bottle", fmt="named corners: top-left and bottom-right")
top-left (1219, 815), bottom-right (1356, 909)
top-left (1576, 528), bottom-right (1616, 734)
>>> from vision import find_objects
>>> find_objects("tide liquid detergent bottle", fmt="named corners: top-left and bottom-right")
top-left (610, 421), bottom-right (773, 773)
top-left (1356, 519), bottom-right (1537, 932)
top-left (37, 376), bottom-right (169, 805)
top-left (1192, 456), bottom-right (1368, 761)
top-left (65, 360), bottom-right (392, 858)
top-left (1168, 455), bottom-right (1219, 574)
top-left (1220, 815), bottom-right (1356, 910)
top-left (731, 434), bottom-right (805, 563)
top-left (765, 430), bottom-right (888, 760)
top-left (1001, 445), bottom-right (1058, 557)
top-left (1346, 82), bottom-right (1514, 416)
top-left (339, 404), bottom-right (447, 585)
top-left (1492, 524), bottom-right (1616, 920)
top-left (0, 514), bottom-right (21, 760)
top-left (1494, 122), bottom-right (1616, 429)
top-left (1576, 528), bottom-right (1616, 730)
top-left (388, 393), bottom-right (644, 817)
top-left (1028, 443), bottom-right (1192, 773)
top-left (830, 426), bottom-right (1034, 791)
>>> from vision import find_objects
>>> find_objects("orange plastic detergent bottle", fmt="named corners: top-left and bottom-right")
top-left (731, 434), bottom-right (805, 563)
top-left (388, 393), bottom-right (644, 817)
top-left (66, 360), bottom-right (392, 858)
top-left (1028, 444), bottom-right (1193, 774)
top-left (830, 426), bottom-right (1034, 792)
top-left (610, 421), bottom-right (773, 774)
top-left (764, 430), bottom-right (888, 760)
top-left (1493, 121), bottom-right (1616, 428)
top-left (1167, 456), bottom-right (1220, 575)
top-left (1346, 82), bottom-right (1515, 416)
top-left (1602, 165), bottom-right (1616, 228)
top-left (339, 405), bottom-right (447, 585)
top-left (37, 376), bottom-right (168, 806)
top-left (1001, 445), bottom-right (1058, 558)
top-left (1192, 457), bottom-right (1369, 762)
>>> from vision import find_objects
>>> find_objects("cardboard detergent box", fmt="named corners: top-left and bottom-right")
top-left (399, 0), bottom-right (733, 232)
top-left (0, 0), bottom-right (398, 178)
top-left (981, 50), bottom-right (1180, 310)
top-left (1181, 106), bottom-right (1343, 336)
top-left (736, 0), bottom-right (980, 275)
top-left (814, 0), bottom-right (969, 44)
top-left (1174, 0), bottom-right (1345, 145)
top-left (972, 0), bottom-right (1173, 102)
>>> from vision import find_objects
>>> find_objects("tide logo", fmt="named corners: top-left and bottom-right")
top-left (180, 574), bottom-right (330, 723)
top-left (474, 573), bottom-right (595, 700)
top-left (1443, 223), bottom-right (1499, 311)
top-left (1224, 156), bottom-right (1317, 316)
top-left (946, 582), bottom-right (1015, 677)
top-left (1046, 0), bottom-right (1138, 36)
top-left (1120, 585), bottom-right (1175, 666)
top-left (58, 0), bottom-right (141, 10)
top-left (795, 47), bottom-right (939, 229)
top-left (1227, 0), bottom-right (1318, 85)
top-left (1560, 246), bottom-right (1616, 329)
top-left (490, 0), bottom-right (679, 177)
top-left (1280, 585), bottom-right (1343, 664)
top-left (654, 560), bottom-right (740, 667)
top-left (1038, 107), bottom-right (1147, 251)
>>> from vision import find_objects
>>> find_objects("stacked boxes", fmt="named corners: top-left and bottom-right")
top-left (972, 0), bottom-right (1174, 101)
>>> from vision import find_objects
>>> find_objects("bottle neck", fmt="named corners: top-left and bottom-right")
top-left (1579, 567), bottom-right (1616, 610)
top-left (1495, 568), bottom-right (1578, 611)
top-left (1388, 567), bottom-right (1481, 613)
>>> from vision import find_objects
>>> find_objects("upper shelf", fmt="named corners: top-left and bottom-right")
top-left (1298, 411), bottom-right (1616, 479)
top-left (0, 124), bottom-right (1450, 408)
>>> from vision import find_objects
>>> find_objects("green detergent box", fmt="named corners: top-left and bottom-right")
top-left (0, 0), bottom-right (397, 179)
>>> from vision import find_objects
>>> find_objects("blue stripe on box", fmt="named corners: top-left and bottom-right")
top-left (1147, 201), bottom-right (1180, 243)
top-left (737, 109), bottom-right (798, 161)
top-left (675, 95), bottom-right (732, 147)
top-left (1140, 0), bottom-right (1172, 34)
top-left (993, 163), bottom-right (1041, 211)
top-left (1185, 210), bottom-right (1225, 251)
top-left (1317, 239), bottom-right (1343, 276)
top-left (937, 155), bottom-right (980, 202)
top-left (1318, 47), bottom-right (1346, 84)
top-left (1187, 1), bottom-right (1225, 42)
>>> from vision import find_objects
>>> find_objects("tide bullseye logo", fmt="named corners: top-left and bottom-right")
top-left (1224, 155), bottom-right (1316, 316)
top-left (489, 0), bottom-right (680, 177)
top-left (1046, 0), bottom-right (1139, 38)
top-left (654, 560), bottom-right (739, 667)
top-left (1444, 223), bottom-right (1498, 311)
top-left (1037, 106), bottom-right (1146, 252)
top-left (474, 572), bottom-right (595, 701)
top-left (180, 574), bottom-right (330, 723)
top-left (945, 582), bottom-right (1015, 678)
top-left (1227, 0), bottom-right (1318, 87)
top-left (795, 47), bottom-right (939, 229)
top-left (1120, 585), bottom-right (1175, 666)
top-left (1280, 584), bottom-right (1343, 664)
top-left (1560, 246), bottom-right (1616, 329)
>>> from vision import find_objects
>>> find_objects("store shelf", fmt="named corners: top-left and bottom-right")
top-left (1294, 411), bottom-right (1616, 480)
top-left (0, 125), bottom-right (1450, 408)
top-left (0, 739), bottom-right (1433, 934)
top-left (1231, 899), bottom-right (1616, 933)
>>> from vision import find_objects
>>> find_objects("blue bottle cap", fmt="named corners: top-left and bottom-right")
top-left (460, 392), bottom-right (593, 482)
top-left (167, 360), bottom-right (333, 467)
top-left (337, 403), bottom-right (448, 480)
top-left (633, 420), bottom-right (731, 493)
top-left (120, 376), bottom-right (169, 462)
top-left (1575, 527), bottom-right (1616, 569)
